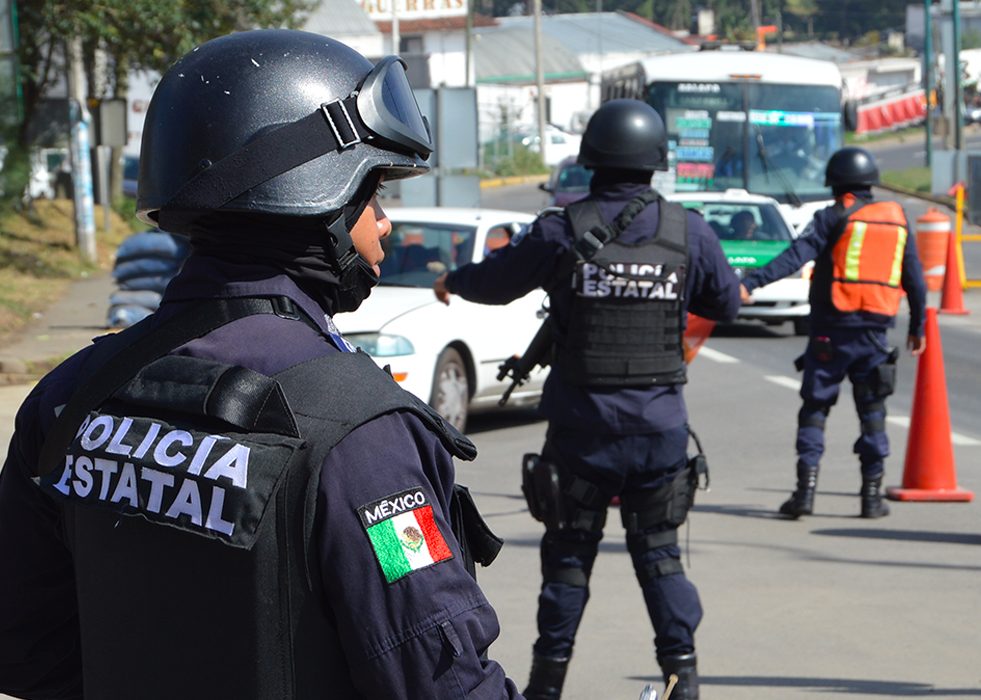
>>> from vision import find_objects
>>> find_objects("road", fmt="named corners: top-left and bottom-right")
top-left (471, 181), bottom-right (981, 699)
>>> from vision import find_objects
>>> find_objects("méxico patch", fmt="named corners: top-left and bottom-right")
top-left (358, 487), bottom-right (453, 583)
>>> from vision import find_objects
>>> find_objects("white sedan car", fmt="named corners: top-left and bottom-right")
top-left (333, 207), bottom-right (546, 431)
top-left (665, 189), bottom-right (813, 335)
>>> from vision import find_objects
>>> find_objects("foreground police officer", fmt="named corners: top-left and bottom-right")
top-left (740, 146), bottom-right (927, 519)
top-left (0, 30), bottom-right (522, 699)
top-left (434, 100), bottom-right (741, 700)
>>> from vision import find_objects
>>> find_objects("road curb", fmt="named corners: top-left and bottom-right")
top-left (480, 174), bottom-right (550, 189)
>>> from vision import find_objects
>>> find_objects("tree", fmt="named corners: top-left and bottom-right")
top-left (783, 0), bottom-right (818, 37)
top-left (15, 0), bottom-right (315, 200)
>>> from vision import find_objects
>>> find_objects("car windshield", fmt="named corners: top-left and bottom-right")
top-left (678, 201), bottom-right (792, 243)
top-left (379, 222), bottom-right (478, 287)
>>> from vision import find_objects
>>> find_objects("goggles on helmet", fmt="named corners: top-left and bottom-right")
top-left (160, 55), bottom-right (431, 229)
top-left (358, 56), bottom-right (433, 156)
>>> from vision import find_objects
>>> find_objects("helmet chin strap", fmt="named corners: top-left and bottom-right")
top-left (326, 214), bottom-right (360, 276)
top-left (324, 212), bottom-right (380, 314)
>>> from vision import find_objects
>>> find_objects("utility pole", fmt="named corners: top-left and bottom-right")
top-left (391, 0), bottom-right (400, 54)
top-left (464, 0), bottom-right (473, 87)
top-left (66, 37), bottom-right (96, 264)
top-left (924, 0), bottom-right (933, 167)
top-left (749, 0), bottom-right (761, 33)
top-left (953, 0), bottom-right (963, 153)
top-left (533, 0), bottom-right (547, 166)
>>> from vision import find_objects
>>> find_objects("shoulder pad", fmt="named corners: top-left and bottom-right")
top-left (535, 206), bottom-right (565, 219)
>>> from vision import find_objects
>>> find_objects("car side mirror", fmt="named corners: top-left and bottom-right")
top-left (538, 183), bottom-right (552, 193)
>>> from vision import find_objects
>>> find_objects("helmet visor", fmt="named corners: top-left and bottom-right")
top-left (357, 56), bottom-right (433, 159)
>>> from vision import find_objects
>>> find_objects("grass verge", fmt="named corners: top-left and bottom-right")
top-left (881, 166), bottom-right (932, 194)
top-left (0, 199), bottom-right (133, 348)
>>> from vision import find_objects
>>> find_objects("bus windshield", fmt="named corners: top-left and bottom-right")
top-left (648, 81), bottom-right (842, 203)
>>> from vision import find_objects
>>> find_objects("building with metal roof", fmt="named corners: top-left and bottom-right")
top-left (302, 0), bottom-right (384, 57)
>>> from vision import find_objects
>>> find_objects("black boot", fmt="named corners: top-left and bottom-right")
top-left (779, 464), bottom-right (818, 518)
top-left (860, 475), bottom-right (890, 518)
top-left (523, 654), bottom-right (570, 700)
top-left (660, 653), bottom-right (699, 700)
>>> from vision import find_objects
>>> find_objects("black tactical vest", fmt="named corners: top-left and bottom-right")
top-left (556, 196), bottom-right (689, 387)
top-left (34, 298), bottom-right (479, 700)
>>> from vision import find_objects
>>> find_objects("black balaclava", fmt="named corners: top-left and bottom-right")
top-left (188, 172), bottom-right (383, 315)
top-left (589, 168), bottom-right (655, 191)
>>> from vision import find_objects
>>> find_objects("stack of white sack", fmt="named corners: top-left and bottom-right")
top-left (107, 228), bottom-right (190, 328)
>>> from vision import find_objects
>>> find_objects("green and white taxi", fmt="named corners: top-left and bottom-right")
top-left (666, 189), bottom-right (812, 336)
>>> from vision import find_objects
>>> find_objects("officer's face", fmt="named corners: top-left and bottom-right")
top-left (350, 193), bottom-right (392, 276)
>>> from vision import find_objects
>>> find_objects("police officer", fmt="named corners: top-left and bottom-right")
top-left (0, 30), bottom-right (522, 699)
top-left (740, 146), bottom-right (927, 519)
top-left (434, 99), bottom-right (741, 700)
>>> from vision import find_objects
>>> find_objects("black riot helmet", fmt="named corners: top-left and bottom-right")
top-left (824, 146), bottom-right (879, 188)
top-left (137, 29), bottom-right (432, 234)
top-left (577, 99), bottom-right (668, 172)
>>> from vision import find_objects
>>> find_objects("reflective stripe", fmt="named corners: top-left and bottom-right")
top-left (889, 226), bottom-right (907, 286)
top-left (844, 221), bottom-right (867, 280)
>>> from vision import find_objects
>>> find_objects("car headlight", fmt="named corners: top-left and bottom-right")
top-left (345, 333), bottom-right (415, 357)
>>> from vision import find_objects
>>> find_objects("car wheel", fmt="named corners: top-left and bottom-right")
top-left (430, 347), bottom-right (469, 432)
top-left (792, 318), bottom-right (811, 336)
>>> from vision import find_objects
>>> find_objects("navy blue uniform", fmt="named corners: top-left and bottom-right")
top-left (0, 254), bottom-right (521, 699)
top-left (742, 192), bottom-right (927, 478)
top-left (444, 183), bottom-right (740, 662)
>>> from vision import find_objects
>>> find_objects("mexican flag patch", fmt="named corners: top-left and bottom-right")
top-left (358, 488), bottom-right (453, 583)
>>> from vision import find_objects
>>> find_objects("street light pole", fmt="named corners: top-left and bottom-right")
top-left (924, 0), bottom-right (933, 167)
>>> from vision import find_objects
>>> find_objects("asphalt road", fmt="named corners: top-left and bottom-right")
top-left (868, 126), bottom-right (981, 172)
top-left (470, 180), bottom-right (981, 699)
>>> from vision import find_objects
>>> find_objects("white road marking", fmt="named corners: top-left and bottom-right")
top-left (764, 375), bottom-right (801, 390)
top-left (886, 415), bottom-right (981, 446)
top-left (698, 347), bottom-right (740, 364)
top-left (758, 379), bottom-right (981, 446)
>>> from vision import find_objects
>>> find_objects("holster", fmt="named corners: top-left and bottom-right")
top-left (521, 453), bottom-right (566, 530)
top-left (874, 346), bottom-right (900, 398)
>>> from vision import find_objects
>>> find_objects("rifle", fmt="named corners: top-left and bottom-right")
top-left (497, 318), bottom-right (554, 406)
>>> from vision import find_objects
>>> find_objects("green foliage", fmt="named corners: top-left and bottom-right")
top-left (963, 30), bottom-right (981, 51)
top-left (482, 143), bottom-right (548, 177)
top-left (881, 166), bottom-right (931, 194)
top-left (0, 141), bottom-right (30, 215)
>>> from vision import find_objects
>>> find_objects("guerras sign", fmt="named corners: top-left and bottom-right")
top-left (360, 0), bottom-right (467, 21)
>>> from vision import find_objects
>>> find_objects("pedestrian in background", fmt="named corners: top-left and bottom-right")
top-left (0, 29), bottom-right (522, 699)
top-left (740, 146), bottom-right (927, 519)
top-left (434, 99), bottom-right (741, 700)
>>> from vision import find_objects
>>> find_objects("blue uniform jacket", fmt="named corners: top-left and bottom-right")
top-left (0, 254), bottom-right (521, 699)
top-left (445, 183), bottom-right (742, 435)
top-left (742, 193), bottom-right (927, 338)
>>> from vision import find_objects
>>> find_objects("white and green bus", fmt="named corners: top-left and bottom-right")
top-left (602, 49), bottom-right (845, 231)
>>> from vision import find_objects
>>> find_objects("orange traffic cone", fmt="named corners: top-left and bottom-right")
top-left (683, 313), bottom-right (716, 364)
top-left (939, 230), bottom-right (969, 315)
top-left (886, 308), bottom-right (974, 502)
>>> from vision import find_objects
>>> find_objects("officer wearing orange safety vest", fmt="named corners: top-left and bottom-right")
top-left (740, 146), bottom-right (927, 519)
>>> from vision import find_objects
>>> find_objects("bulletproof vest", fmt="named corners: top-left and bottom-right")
top-left (34, 297), bottom-right (477, 700)
top-left (556, 196), bottom-right (689, 386)
top-left (829, 194), bottom-right (907, 317)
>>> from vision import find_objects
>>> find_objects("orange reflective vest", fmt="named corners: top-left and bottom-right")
top-left (830, 195), bottom-right (908, 316)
